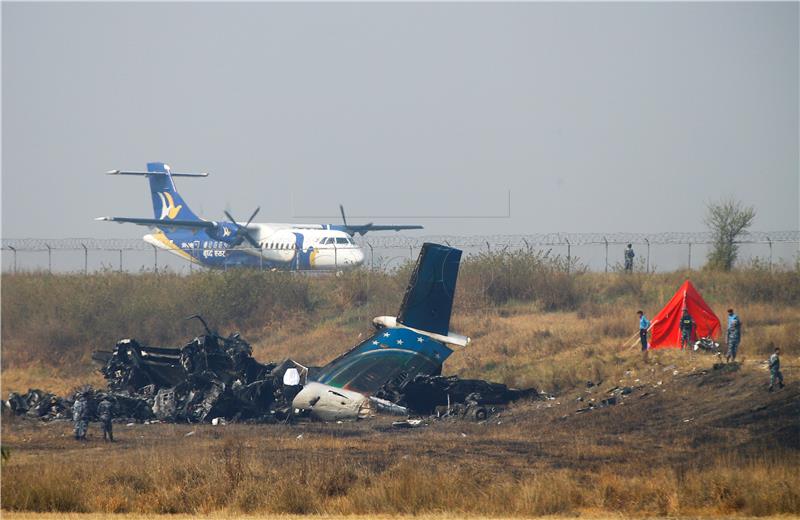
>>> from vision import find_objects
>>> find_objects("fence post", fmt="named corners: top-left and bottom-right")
top-left (603, 237), bottom-right (608, 273)
top-left (190, 248), bottom-right (194, 273)
top-left (522, 238), bottom-right (530, 253)
top-left (409, 245), bottom-right (414, 259)
top-left (688, 242), bottom-right (692, 271)
top-left (565, 238), bottom-right (571, 274)
top-left (152, 245), bottom-right (158, 273)
top-left (644, 238), bottom-right (650, 273)
top-left (368, 243), bottom-right (374, 271)
top-left (767, 237), bottom-right (772, 271)
top-left (260, 245), bottom-right (264, 271)
top-left (8, 246), bottom-right (16, 273)
top-left (81, 243), bottom-right (88, 274)
top-left (119, 250), bottom-right (123, 272)
top-left (46, 244), bottom-right (52, 274)
top-left (486, 241), bottom-right (491, 253)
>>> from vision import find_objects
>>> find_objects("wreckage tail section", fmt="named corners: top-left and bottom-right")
top-left (146, 162), bottom-right (202, 222)
top-left (396, 243), bottom-right (462, 336)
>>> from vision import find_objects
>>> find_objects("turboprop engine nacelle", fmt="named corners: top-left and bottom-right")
top-left (292, 382), bottom-right (371, 421)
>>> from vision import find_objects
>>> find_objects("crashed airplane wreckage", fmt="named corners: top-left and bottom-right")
top-left (8, 243), bottom-right (536, 423)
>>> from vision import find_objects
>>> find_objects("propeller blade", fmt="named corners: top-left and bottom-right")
top-left (245, 206), bottom-right (260, 227)
top-left (224, 209), bottom-right (260, 248)
top-left (339, 204), bottom-right (348, 227)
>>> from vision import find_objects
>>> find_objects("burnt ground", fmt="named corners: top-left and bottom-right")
top-left (2, 358), bottom-right (797, 475)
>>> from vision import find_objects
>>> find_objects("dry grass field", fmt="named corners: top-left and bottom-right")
top-left (2, 257), bottom-right (799, 516)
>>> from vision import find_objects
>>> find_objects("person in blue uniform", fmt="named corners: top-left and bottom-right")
top-left (637, 310), bottom-right (650, 362)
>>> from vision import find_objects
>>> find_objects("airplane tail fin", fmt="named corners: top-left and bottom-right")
top-left (396, 243), bottom-right (462, 336)
top-left (145, 162), bottom-right (202, 222)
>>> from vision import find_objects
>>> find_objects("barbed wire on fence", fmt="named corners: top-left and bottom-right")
top-left (2, 231), bottom-right (798, 252)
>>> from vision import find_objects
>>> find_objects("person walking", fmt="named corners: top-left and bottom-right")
top-left (768, 347), bottom-right (785, 392)
top-left (98, 398), bottom-right (114, 442)
top-left (726, 309), bottom-right (741, 363)
top-left (624, 244), bottom-right (635, 272)
top-left (679, 308), bottom-right (695, 351)
top-left (637, 310), bottom-right (650, 362)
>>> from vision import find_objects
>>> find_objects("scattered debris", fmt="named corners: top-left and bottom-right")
top-left (375, 375), bottom-right (537, 415)
top-left (392, 418), bottom-right (424, 429)
top-left (713, 362), bottom-right (740, 373)
top-left (693, 337), bottom-right (721, 353)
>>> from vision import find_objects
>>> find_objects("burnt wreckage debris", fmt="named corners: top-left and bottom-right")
top-left (7, 320), bottom-right (537, 424)
top-left (376, 374), bottom-right (537, 417)
top-left (90, 318), bottom-right (301, 423)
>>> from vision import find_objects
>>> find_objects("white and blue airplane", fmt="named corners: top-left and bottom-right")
top-left (96, 162), bottom-right (423, 270)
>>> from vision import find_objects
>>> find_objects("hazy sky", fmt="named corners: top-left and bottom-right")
top-left (3, 2), bottom-right (798, 241)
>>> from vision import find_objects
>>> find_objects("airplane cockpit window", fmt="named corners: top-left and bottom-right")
top-left (336, 237), bottom-right (349, 245)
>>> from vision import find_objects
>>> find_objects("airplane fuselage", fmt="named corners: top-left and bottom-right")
top-left (144, 224), bottom-right (365, 270)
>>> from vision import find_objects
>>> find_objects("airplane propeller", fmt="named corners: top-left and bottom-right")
top-left (224, 207), bottom-right (261, 248)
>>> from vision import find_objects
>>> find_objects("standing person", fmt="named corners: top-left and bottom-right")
top-left (726, 309), bottom-right (741, 363)
top-left (98, 398), bottom-right (114, 442)
top-left (624, 244), bottom-right (635, 272)
top-left (679, 308), bottom-right (695, 351)
top-left (637, 310), bottom-right (650, 362)
top-left (768, 347), bottom-right (785, 392)
top-left (72, 393), bottom-right (88, 441)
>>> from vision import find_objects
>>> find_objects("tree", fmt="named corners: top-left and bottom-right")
top-left (704, 198), bottom-right (756, 270)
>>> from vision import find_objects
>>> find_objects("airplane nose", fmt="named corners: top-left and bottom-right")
top-left (354, 248), bottom-right (365, 265)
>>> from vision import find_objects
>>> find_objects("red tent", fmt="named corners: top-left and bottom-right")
top-left (649, 280), bottom-right (720, 349)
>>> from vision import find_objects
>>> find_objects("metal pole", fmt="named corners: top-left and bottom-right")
top-left (152, 245), bottom-right (158, 273)
top-left (260, 245), bottom-right (264, 271)
top-left (9, 246), bottom-right (16, 273)
top-left (566, 238), bottom-right (571, 274)
top-left (688, 242), bottom-right (692, 270)
top-left (119, 250), bottom-right (123, 272)
top-left (190, 248), bottom-right (194, 273)
top-left (81, 243), bottom-right (88, 274)
top-left (767, 237), bottom-right (772, 271)
top-left (410, 245), bottom-right (414, 259)
top-left (369, 243), bottom-right (374, 271)
top-left (46, 244), bottom-right (52, 274)
top-left (522, 238), bottom-right (530, 253)
top-left (644, 238), bottom-right (650, 273)
top-left (603, 237), bottom-right (608, 273)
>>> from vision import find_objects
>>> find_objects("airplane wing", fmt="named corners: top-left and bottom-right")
top-left (336, 205), bottom-right (423, 236)
top-left (342, 224), bottom-right (424, 236)
top-left (95, 216), bottom-right (217, 230)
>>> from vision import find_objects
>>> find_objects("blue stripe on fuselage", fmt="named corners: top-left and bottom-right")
top-left (156, 227), bottom-right (270, 268)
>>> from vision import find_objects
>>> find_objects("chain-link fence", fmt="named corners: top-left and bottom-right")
top-left (1, 231), bottom-right (798, 274)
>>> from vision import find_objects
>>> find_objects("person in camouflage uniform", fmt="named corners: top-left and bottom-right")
top-left (725, 309), bottom-right (741, 363)
top-left (768, 347), bottom-right (784, 392)
top-left (624, 244), bottom-right (635, 272)
top-left (98, 398), bottom-right (114, 442)
top-left (72, 393), bottom-right (88, 441)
